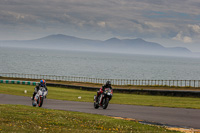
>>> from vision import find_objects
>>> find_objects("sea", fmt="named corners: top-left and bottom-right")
top-left (0, 47), bottom-right (200, 80)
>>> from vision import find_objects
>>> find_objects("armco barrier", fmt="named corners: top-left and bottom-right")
top-left (1, 80), bottom-right (200, 97)
top-left (1, 73), bottom-right (200, 87)
top-left (113, 89), bottom-right (200, 97)
top-left (46, 83), bottom-right (200, 98)
top-left (0, 80), bottom-right (39, 86)
top-left (46, 83), bottom-right (99, 91)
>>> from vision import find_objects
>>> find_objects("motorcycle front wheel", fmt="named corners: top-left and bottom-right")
top-left (102, 98), bottom-right (109, 109)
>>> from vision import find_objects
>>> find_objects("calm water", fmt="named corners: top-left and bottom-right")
top-left (1, 47), bottom-right (200, 80)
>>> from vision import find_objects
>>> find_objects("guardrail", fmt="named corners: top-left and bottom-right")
top-left (1, 79), bottom-right (200, 97)
top-left (0, 73), bottom-right (200, 88)
top-left (45, 83), bottom-right (200, 97)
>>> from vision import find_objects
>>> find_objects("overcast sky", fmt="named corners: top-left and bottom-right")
top-left (0, 0), bottom-right (200, 52)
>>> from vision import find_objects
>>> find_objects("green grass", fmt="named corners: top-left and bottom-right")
top-left (1, 84), bottom-right (200, 109)
top-left (0, 104), bottom-right (179, 133)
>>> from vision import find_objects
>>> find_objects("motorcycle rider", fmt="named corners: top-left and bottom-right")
top-left (96, 81), bottom-right (113, 103)
top-left (32, 79), bottom-right (48, 100)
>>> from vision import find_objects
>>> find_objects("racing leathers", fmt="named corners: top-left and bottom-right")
top-left (32, 83), bottom-right (48, 100)
top-left (96, 84), bottom-right (113, 103)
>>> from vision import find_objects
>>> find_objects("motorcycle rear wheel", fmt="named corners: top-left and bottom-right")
top-left (94, 102), bottom-right (99, 109)
top-left (38, 97), bottom-right (44, 107)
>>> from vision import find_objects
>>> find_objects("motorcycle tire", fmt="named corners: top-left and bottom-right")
top-left (103, 98), bottom-right (109, 109)
top-left (38, 97), bottom-right (44, 107)
top-left (94, 102), bottom-right (99, 109)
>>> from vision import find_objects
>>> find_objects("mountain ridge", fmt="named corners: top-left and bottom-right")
top-left (0, 34), bottom-right (192, 56)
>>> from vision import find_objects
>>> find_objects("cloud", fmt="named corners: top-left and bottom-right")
top-left (173, 31), bottom-right (193, 43)
top-left (0, 0), bottom-right (200, 44)
top-left (97, 21), bottom-right (106, 28)
top-left (188, 24), bottom-right (200, 34)
top-left (183, 36), bottom-right (193, 43)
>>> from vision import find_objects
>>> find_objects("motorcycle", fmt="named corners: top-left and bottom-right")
top-left (32, 87), bottom-right (47, 107)
top-left (94, 88), bottom-right (113, 109)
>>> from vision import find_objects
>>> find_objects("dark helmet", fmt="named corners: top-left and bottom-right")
top-left (106, 81), bottom-right (111, 87)
top-left (40, 79), bottom-right (46, 87)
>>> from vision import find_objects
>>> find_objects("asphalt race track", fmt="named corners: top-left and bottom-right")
top-left (1, 94), bottom-right (200, 129)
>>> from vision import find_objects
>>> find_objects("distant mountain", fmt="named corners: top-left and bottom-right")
top-left (0, 34), bottom-right (192, 56)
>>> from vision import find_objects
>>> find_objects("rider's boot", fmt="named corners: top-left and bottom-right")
top-left (32, 92), bottom-right (36, 100)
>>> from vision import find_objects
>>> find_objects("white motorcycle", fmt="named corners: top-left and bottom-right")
top-left (32, 87), bottom-right (47, 107)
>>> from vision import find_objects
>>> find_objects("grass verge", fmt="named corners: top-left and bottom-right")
top-left (1, 84), bottom-right (200, 109)
top-left (0, 104), bottom-right (179, 133)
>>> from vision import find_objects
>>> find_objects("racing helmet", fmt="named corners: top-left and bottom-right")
top-left (106, 81), bottom-right (111, 87)
top-left (40, 79), bottom-right (46, 87)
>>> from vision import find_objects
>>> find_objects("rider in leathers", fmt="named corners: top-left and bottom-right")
top-left (32, 79), bottom-right (48, 100)
top-left (96, 81), bottom-right (113, 103)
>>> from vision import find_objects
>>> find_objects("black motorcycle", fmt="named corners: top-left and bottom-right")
top-left (94, 88), bottom-right (113, 109)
